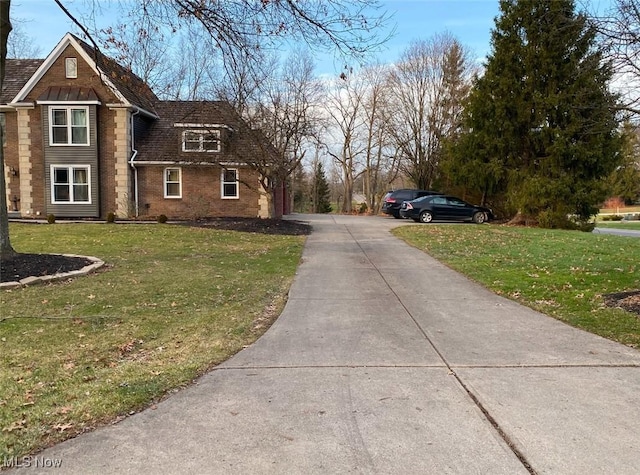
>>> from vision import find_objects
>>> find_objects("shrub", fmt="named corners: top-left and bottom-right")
top-left (47, 214), bottom-right (55, 224)
top-left (157, 214), bottom-right (168, 223)
top-left (106, 212), bottom-right (116, 223)
top-left (537, 210), bottom-right (569, 229)
top-left (538, 210), bottom-right (595, 232)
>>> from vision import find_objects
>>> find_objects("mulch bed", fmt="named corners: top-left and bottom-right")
top-left (1, 253), bottom-right (93, 283)
top-left (1, 218), bottom-right (312, 283)
top-left (603, 291), bottom-right (640, 318)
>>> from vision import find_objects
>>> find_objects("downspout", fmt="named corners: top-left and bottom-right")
top-left (128, 107), bottom-right (140, 217)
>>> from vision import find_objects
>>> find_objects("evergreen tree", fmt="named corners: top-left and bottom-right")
top-left (311, 161), bottom-right (332, 214)
top-left (292, 165), bottom-right (311, 213)
top-left (607, 122), bottom-right (640, 204)
top-left (448, 0), bottom-right (622, 228)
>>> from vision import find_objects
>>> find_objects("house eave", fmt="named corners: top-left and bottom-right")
top-left (133, 161), bottom-right (250, 166)
top-left (2, 102), bottom-right (35, 109)
top-left (108, 103), bottom-right (159, 120)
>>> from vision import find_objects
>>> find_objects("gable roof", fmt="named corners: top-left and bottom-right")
top-left (0, 59), bottom-right (44, 104)
top-left (10, 33), bottom-right (158, 117)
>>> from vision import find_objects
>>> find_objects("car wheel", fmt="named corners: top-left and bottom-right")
top-left (419, 211), bottom-right (433, 223)
top-left (472, 211), bottom-right (486, 224)
top-left (392, 211), bottom-right (402, 219)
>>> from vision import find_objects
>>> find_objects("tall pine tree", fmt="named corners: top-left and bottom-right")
top-left (311, 161), bottom-right (332, 214)
top-left (448, 0), bottom-right (621, 228)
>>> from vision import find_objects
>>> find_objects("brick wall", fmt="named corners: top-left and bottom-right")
top-left (137, 165), bottom-right (261, 219)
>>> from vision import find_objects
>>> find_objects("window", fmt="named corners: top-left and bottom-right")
top-left (51, 165), bottom-right (90, 203)
top-left (65, 57), bottom-right (78, 78)
top-left (50, 107), bottom-right (89, 145)
top-left (447, 198), bottom-right (466, 207)
top-left (221, 169), bottom-right (238, 199)
top-left (182, 130), bottom-right (220, 152)
top-left (164, 168), bottom-right (182, 198)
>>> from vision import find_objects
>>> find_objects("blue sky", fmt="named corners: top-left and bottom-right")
top-left (9, 0), bottom-right (609, 75)
top-left (10, 0), bottom-right (500, 71)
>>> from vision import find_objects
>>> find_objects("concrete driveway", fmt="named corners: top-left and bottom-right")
top-left (13, 214), bottom-right (640, 474)
top-left (593, 226), bottom-right (640, 238)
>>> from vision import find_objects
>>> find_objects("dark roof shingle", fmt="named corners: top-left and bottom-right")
top-left (136, 101), bottom-right (278, 165)
top-left (1, 59), bottom-right (44, 103)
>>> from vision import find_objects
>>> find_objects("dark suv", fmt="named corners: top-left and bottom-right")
top-left (382, 189), bottom-right (442, 218)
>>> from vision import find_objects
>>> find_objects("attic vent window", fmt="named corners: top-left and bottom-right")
top-left (65, 58), bottom-right (78, 79)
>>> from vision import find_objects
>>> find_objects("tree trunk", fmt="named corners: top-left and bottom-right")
top-left (0, 135), bottom-right (14, 260)
top-left (0, 0), bottom-right (16, 260)
top-left (506, 211), bottom-right (532, 226)
top-left (340, 159), bottom-right (353, 213)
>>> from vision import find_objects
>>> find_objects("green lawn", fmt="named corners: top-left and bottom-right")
top-left (1, 223), bottom-right (305, 460)
top-left (3, 221), bottom-right (639, 460)
top-left (393, 224), bottom-right (640, 348)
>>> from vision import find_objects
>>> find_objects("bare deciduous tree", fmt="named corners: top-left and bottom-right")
top-left (163, 27), bottom-right (222, 100)
top-left (592, 0), bottom-right (640, 116)
top-left (360, 64), bottom-right (398, 213)
top-left (244, 50), bottom-right (325, 217)
top-left (100, 21), bottom-right (170, 92)
top-left (135, 0), bottom-right (391, 61)
top-left (385, 33), bottom-right (475, 190)
top-left (324, 72), bottom-right (367, 213)
top-left (215, 48), bottom-right (276, 120)
top-left (6, 17), bottom-right (42, 58)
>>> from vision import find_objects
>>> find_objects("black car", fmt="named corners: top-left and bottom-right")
top-left (400, 195), bottom-right (493, 224)
top-left (382, 189), bottom-right (442, 218)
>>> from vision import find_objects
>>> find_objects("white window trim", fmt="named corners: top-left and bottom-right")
top-left (65, 57), bottom-right (78, 78)
top-left (164, 167), bottom-right (182, 199)
top-left (221, 168), bottom-right (239, 199)
top-left (182, 129), bottom-right (221, 153)
top-left (50, 165), bottom-right (92, 204)
top-left (49, 106), bottom-right (90, 146)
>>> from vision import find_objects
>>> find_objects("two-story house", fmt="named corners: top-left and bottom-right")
top-left (1, 33), bottom-right (287, 220)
